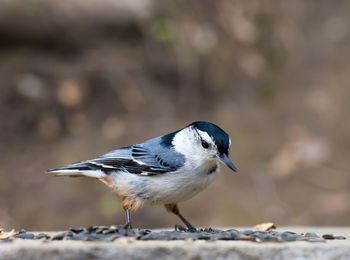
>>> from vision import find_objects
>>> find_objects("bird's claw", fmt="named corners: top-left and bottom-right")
top-left (175, 224), bottom-right (197, 232)
top-left (175, 224), bottom-right (186, 231)
top-left (187, 227), bottom-right (197, 232)
top-left (123, 222), bottom-right (133, 230)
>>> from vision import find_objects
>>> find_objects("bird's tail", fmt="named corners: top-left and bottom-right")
top-left (47, 163), bottom-right (105, 178)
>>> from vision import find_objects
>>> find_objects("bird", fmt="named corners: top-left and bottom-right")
top-left (47, 121), bottom-right (237, 231)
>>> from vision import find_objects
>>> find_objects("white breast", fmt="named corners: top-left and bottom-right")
top-left (108, 160), bottom-right (219, 205)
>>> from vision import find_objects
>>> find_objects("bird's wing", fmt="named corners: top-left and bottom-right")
top-left (49, 136), bottom-right (186, 177)
top-left (88, 137), bottom-right (185, 176)
top-left (48, 147), bottom-right (133, 177)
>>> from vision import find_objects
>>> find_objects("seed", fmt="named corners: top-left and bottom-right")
top-left (14, 233), bottom-right (35, 239)
top-left (26, 225), bottom-right (345, 243)
top-left (69, 228), bottom-right (84, 234)
top-left (36, 233), bottom-right (50, 240)
top-left (241, 230), bottom-right (254, 236)
top-left (322, 234), bottom-right (335, 240)
top-left (305, 232), bottom-right (320, 238)
top-left (51, 232), bottom-right (66, 240)
top-left (334, 235), bottom-right (346, 240)
top-left (280, 232), bottom-right (299, 242)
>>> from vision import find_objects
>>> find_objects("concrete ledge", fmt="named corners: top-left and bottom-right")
top-left (1, 227), bottom-right (349, 260)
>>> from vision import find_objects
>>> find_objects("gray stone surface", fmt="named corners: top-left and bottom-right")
top-left (1, 227), bottom-right (350, 260)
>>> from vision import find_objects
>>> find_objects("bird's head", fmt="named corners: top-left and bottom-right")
top-left (168, 121), bottom-right (237, 172)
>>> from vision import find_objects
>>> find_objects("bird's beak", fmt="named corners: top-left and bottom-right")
top-left (216, 153), bottom-right (237, 172)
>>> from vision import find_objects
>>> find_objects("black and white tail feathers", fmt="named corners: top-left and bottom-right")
top-left (47, 163), bottom-right (106, 178)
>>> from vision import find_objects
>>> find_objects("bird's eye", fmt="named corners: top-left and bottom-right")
top-left (201, 139), bottom-right (210, 149)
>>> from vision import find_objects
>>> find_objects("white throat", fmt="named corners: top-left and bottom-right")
top-left (172, 127), bottom-right (216, 171)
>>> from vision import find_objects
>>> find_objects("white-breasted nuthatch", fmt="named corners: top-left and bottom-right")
top-left (48, 121), bottom-right (237, 231)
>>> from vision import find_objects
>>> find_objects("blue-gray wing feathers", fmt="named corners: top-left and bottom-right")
top-left (52, 136), bottom-right (185, 176)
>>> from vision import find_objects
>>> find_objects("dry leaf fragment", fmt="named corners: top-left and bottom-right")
top-left (0, 229), bottom-right (16, 240)
top-left (254, 222), bottom-right (276, 232)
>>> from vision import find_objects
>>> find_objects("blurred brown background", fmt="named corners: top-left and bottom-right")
top-left (0, 0), bottom-right (349, 231)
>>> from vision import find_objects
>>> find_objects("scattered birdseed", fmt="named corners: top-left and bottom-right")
top-left (254, 222), bottom-right (276, 232)
top-left (305, 232), bottom-right (320, 238)
top-left (52, 231), bottom-right (73, 241)
top-left (69, 227), bottom-right (84, 234)
top-left (0, 229), bottom-right (15, 240)
top-left (5, 226), bottom-right (347, 243)
top-left (334, 236), bottom-right (346, 240)
top-left (323, 234), bottom-right (335, 240)
top-left (14, 232), bottom-right (35, 239)
top-left (36, 233), bottom-right (51, 240)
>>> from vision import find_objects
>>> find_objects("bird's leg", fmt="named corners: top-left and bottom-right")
top-left (122, 197), bottom-right (133, 229)
top-left (164, 203), bottom-right (196, 232)
top-left (123, 208), bottom-right (132, 229)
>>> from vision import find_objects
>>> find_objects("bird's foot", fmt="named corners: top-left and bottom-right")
top-left (123, 222), bottom-right (133, 230)
top-left (175, 224), bottom-right (197, 232)
top-left (175, 224), bottom-right (186, 231)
